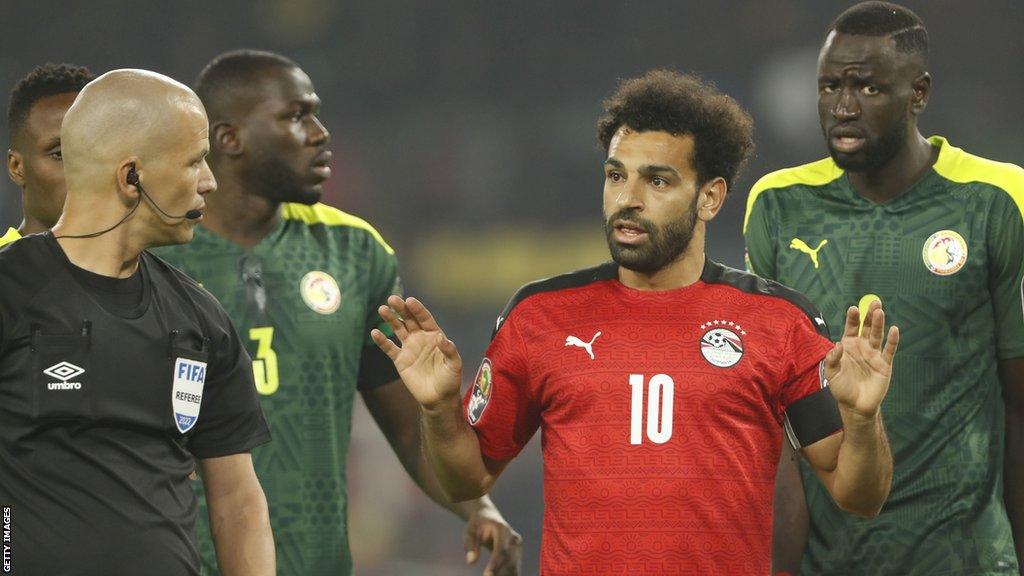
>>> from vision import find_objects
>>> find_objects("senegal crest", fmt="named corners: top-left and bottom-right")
top-left (300, 271), bottom-right (342, 314)
top-left (923, 230), bottom-right (967, 276)
top-left (467, 358), bottom-right (493, 425)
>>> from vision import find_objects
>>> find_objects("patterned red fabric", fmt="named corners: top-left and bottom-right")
top-left (464, 268), bottom-right (836, 575)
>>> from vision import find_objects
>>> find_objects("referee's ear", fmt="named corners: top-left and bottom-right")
top-left (116, 158), bottom-right (141, 203)
top-left (212, 122), bottom-right (242, 158)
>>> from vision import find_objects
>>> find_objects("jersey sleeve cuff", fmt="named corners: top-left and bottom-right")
top-left (997, 344), bottom-right (1024, 360)
top-left (357, 336), bottom-right (401, 391)
top-left (189, 429), bottom-right (272, 460)
top-left (477, 441), bottom-right (520, 463)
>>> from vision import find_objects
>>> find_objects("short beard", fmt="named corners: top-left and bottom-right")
top-left (604, 194), bottom-right (700, 274)
top-left (829, 112), bottom-right (909, 173)
top-left (249, 149), bottom-right (322, 205)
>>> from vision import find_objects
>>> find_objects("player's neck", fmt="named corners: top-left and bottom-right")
top-left (847, 131), bottom-right (937, 204)
top-left (201, 178), bottom-right (281, 248)
top-left (17, 215), bottom-right (53, 236)
top-left (617, 245), bottom-right (706, 292)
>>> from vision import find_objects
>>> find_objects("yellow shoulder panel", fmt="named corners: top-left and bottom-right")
top-left (743, 157), bottom-right (843, 233)
top-left (0, 227), bottom-right (22, 249)
top-left (930, 136), bottom-right (1024, 221)
top-left (281, 203), bottom-right (395, 255)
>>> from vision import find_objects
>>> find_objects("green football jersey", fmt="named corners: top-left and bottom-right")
top-left (744, 137), bottom-right (1024, 576)
top-left (153, 202), bottom-right (400, 576)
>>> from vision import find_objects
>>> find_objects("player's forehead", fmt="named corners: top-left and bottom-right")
top-left (251, 65), bottom-right (319, 111)
top-left (20, 91), bottom-right (79, 146)
top-left (817, 32), bottom-right (902, 78)
top-left (606, 126), bottom-right (697, 176)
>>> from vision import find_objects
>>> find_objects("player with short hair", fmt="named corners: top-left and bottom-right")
top-left (3, 62), bottom-right (95, 246)
top-left (745, 2), bottom-right (1024, 574)
top-left (372, 69), bottom-right (900, 575)
top-left (154, 50), bottom-right (521, 576)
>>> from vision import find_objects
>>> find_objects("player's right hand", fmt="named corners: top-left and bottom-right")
top-left (372, 295), bottom-right (464, 410)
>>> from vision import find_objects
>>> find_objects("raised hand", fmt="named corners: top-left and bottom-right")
top-left (371, 295), bottom-right (464, 410)
top-left (823, 300), bottom-right (900, 420)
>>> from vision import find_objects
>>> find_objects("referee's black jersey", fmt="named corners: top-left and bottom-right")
top-left (0, 233), bottom-right (271, 576)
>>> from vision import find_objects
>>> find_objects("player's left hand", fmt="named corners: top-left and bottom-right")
top-left (463, 506), bottom-right (522, 576)
top-left (823, 300), bottom-right (900, 420)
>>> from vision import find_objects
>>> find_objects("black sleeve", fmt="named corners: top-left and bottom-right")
top-left (188, 303), bottom-right (271, 459)
top-left (357, 236), bottom-right (402, 392)
top-left (357, 334), bottom-right (400, 391)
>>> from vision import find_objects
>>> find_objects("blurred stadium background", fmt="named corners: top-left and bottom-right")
top-left (2, 1), bottom-right (1022, 574)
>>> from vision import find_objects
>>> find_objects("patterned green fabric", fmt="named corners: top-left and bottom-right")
top-left (744, 137), bottom-right (1024, 575)
top-left (154, 202), bottom-right (399, 576)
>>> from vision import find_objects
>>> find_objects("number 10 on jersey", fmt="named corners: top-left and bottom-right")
top-left (629, 374), bottom-right (674, 444)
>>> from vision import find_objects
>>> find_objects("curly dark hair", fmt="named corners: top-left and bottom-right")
top-left (7, 62), bottom-right (95, 142)
top-left (597, 70), bottom-right (754, 189)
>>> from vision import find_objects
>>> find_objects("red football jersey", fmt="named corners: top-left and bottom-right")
top-left (463, 259), bottom-right (841, 575)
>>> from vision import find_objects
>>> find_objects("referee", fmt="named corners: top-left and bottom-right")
top-left (0, 70), bottom-right (274, 575)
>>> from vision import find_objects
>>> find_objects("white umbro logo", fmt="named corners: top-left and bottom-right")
top-left (43, 361), bottom-right (84, 390)
top-left (565, 331), bottom-right (601, 360)
top-left (44, 361), bottom-right (84, 381)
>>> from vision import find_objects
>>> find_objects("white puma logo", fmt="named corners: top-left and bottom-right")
top-left (565, 331), bottom-right (601, 360)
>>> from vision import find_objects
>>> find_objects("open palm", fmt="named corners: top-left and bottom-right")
top-left (823, 301), bottom-right (897, 416)
top-left (823, 300), bottom-right (900, 419)
top-left (371, 295), bottom-right (464, 409)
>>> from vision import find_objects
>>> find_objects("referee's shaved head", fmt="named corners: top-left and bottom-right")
top-left (55, 69), bottom-right (214, 247)
top-left (61, 69), bottom-right (206, 189)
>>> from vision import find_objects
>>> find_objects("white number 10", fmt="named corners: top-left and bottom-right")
top-left (629, 374), bottom-right (675, 445)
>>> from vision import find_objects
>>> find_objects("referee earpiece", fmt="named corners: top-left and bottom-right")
top-left (127, 166), bottom-right (140, 186)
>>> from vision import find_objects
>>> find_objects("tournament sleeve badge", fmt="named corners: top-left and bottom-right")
top-left (172, 358), bottom-right (207, 433)
top-left (467, 358), bottom-right (493, 425)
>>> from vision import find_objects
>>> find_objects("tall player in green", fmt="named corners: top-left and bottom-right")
top-left (155, 50), bottom-right (521, 576)
top-left (744, 3), bottom-right (1024, 575)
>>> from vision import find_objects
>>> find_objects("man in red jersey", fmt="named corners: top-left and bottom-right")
top-left (371, 70), bottom-right (898, 575)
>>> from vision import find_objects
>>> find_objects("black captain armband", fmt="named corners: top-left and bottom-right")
top-left (783, 370), bottom-right (843, 449)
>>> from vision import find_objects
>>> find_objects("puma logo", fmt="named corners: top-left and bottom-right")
top-left (565, 331), bottom-right (601, 360)
top-left (789, 238), bottom-right (828, 269)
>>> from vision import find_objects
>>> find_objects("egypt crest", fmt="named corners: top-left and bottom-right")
top-left (172, 357), bottom-right (207, 433)
top-left (699, 321), bottom-right (746, 368)
top-left (467, 358), bottom-right (493, 425)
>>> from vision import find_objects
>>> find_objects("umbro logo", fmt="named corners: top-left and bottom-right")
top-left (43, 361), bottom-right (84, 390)
top-left (565, 331), bottom-right (601, 360)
